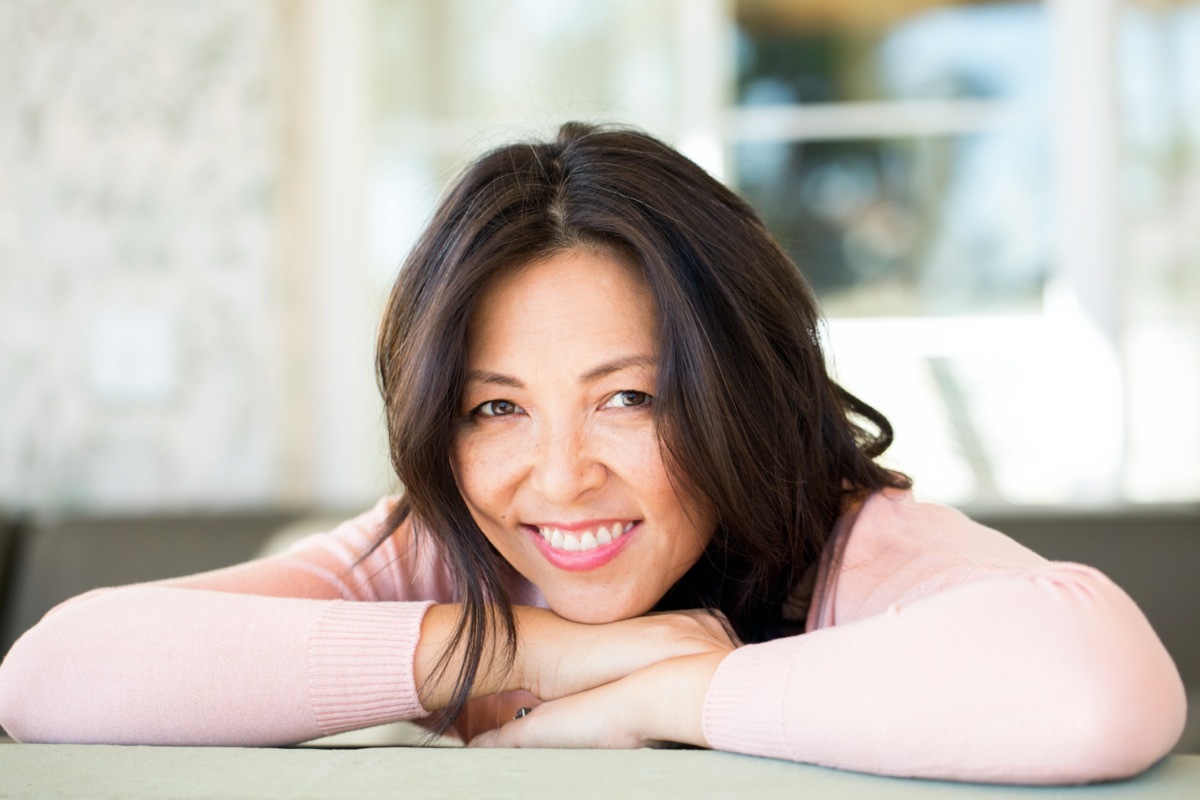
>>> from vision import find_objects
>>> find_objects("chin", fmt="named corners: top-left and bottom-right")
top-left (549, 595), bottom-right (656, 625)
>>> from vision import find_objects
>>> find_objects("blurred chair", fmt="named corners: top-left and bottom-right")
top-left (0, 511), bottom-right (303, 661)
top-left (0, 514), bottom-right (26, 658)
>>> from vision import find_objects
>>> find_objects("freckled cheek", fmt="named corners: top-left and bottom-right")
top-left (608, 432), bottom-right (714, 551)
top-left (451, 434), bottom-right (527, 511)
top-left (604, 430), bottom-right (673, 500)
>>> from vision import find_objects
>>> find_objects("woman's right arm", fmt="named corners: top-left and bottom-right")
top-left (0, 498), bottom-right (440, 745)
top-left (0, 497), bottom-right (733, 745)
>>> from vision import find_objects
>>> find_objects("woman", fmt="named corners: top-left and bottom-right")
top-left (0, 122), bottom-right (1186, 783)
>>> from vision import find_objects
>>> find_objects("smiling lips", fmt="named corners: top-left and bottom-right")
top-left (535, 521), bottom-right (636, 552)
top-left (524, 520), bottom-right (640, 572)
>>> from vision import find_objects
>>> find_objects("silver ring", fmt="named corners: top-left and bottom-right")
top-left (513, 706), bottom-right (532, 720)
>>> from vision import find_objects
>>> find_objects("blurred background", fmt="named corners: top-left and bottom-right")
top-left (3, 0), bottom-right (1199, 515)
top-left (1, 0), bottom-right (1198, 746)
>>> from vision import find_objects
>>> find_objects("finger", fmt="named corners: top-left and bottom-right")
top-left (468, 711), bottom-right (536, 749)
top-left (467, 728), bottom-right (501, 748)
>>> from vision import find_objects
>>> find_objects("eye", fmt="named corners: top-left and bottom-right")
top-left (605, 390), bottom-right (652, 409)
top-left (473, 399), bottom-right (523, 417)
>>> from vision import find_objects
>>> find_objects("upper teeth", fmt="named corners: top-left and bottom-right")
top-left (539, 522), bottom-right (635, 553)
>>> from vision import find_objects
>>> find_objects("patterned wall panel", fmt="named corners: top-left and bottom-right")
top-left (0, 1), bottom-right (284, 512)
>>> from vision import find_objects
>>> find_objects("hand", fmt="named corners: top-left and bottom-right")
top-left (515, 608), bottom-right (738, 701)
top-left (451, 690), bottom-right (541, 744)
top-left (415, 604), bottom-right (736, 712)
top-left (469, 651), bottom-right (726, 750)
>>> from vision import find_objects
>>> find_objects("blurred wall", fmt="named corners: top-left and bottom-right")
top-left (0, 1), bottom-right (401, 515)
top-left (0, 1), bottom-right (290, 512)
top-left (2, 0), bottom-right (1198, 516)
top-left (0, 0), bottom-right (707, 516)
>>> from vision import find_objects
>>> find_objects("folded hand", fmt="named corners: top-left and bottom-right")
top-left (471, 650), bottom-right (727, 750)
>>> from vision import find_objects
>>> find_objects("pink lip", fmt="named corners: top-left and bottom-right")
top-left (525, 522), bottom-right (640, 572)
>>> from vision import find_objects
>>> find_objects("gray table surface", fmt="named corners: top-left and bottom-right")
top-left (1, 745), bottom-right (1198, 800)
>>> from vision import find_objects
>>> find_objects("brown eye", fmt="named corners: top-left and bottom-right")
top-left (476, 400), bottom-right (521, 417)
top-left (606, 390), bottom-right (652, 409)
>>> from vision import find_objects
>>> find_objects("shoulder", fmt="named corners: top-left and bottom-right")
top-left (280, 497), bottom-right (544, 606)
top-left (841, 489), bottom-right (1044, 571)
top-left (270, 496), bottom-right (453, 602)
top-left (808, 489), bottom-right (1046, 628)
top-left (271, 496), bottom-right (409, 576)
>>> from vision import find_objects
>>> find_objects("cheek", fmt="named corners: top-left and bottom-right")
top-left (618, 434), bottom-right (682, 509)
top-left (597, 420), bottom-right (659, 475)
top-left (451, 432), bottom-right (519, 516)
top-left (625, 438), bottom-right (716, 552)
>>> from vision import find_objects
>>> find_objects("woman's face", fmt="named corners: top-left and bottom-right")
top-left (451, 247), bottom-right (715, 623)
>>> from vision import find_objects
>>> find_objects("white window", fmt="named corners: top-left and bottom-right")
top-left (356, 0), bottom-right (1200, 507)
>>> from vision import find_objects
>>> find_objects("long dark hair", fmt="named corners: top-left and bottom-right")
top-left (375, 121), bottom-right (909, 731)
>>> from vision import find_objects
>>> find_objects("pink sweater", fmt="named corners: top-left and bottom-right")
top-left (0, 490), bottom-right (1186, 783)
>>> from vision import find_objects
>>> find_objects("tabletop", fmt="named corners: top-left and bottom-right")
top-left (1, 745), bottom-right (1198, 800)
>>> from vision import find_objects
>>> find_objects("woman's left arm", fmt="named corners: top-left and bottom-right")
top-left (703, 562), bottom-right (1185, 784)
top-left (473, 562), bottom-right (1185, 784)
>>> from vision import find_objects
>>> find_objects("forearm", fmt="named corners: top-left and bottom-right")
top-left (703, 563), bottom-right (1186, 783)
top-left (415, 603), bottom-right (736, 713)
top-left (412, 603), bottom-right (525, 710)
top-left (628, 651), bottom-right (726, 747)
top-left (0, 586), bottom-right (431, 745)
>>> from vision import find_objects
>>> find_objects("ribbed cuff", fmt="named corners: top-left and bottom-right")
top-left (307, 600), bottom-right (435, 736)
top-left (702, 637), bottom-right (804, 760)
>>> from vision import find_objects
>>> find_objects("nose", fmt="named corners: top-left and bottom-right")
top-left (529, 419), bottom-right (605, 505)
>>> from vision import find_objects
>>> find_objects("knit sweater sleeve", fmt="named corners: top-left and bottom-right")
top-left (701, 490), bottom-right (1187, 784)
top-left (0, 498), bottom-right (445, 745)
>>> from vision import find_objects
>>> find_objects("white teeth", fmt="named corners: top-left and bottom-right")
top-left (537, 522), bottom-right (637, 552)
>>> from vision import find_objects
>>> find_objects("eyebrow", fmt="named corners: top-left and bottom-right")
top-left (465, 354), bottom-right (656, 388)
top-left (580, 354), bottom-right (657, 383)
top-left (465, 369), bottom-right (523, 389)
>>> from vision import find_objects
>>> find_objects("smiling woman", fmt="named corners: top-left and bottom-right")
top-left (452, 249), bottom-right (714, 624)
top-left (0, 123), bottom-right (1187, 784)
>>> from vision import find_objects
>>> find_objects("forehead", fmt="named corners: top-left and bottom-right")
top-left (466, 248), bottom-right (658, 368)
